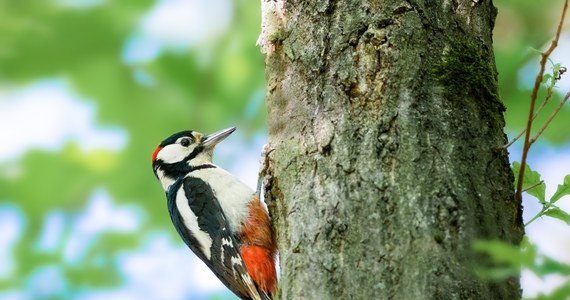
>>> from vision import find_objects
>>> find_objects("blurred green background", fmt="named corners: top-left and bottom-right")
top-left (0, 0), bottom-right (568, 299)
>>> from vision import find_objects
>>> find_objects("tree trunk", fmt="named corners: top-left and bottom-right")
top-left (259, 1), bottom-right (523, 299)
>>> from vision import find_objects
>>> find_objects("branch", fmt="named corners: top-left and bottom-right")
top-left (522, 180), bottom-right (544, 194)
top-left (504, 88), bottom-right (553, 148)
top-left (524, 206), bottom-right (548, 226)
top-left (515, 0), bottom-right (568, 203)
top-left (530, 92), bottom-right (570, 145)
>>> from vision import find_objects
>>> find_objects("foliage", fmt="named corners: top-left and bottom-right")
top-left (475, 162), bottom-right (570, 299)
top-left (511, 163), bottom-right (570, 226)
top-left (510, 161), bottom-right (570, 225)
top-left (0, 0), bottom-right (264, 297)
top-left (474, 1), bottom-right (570, 298)
top-left (495, 0), bottom-right (570, 144)
top-left (474, 237), bottom-right (570, 283)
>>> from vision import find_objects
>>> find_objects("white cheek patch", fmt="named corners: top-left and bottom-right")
top-left (157, 144), bottom-right (193, 164)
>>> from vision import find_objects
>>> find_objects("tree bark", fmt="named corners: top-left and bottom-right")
top-left (259, 1), bottom-right (523, 299)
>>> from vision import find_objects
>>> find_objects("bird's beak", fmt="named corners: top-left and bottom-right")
top-left (202, 127), bottom-right (236, 149)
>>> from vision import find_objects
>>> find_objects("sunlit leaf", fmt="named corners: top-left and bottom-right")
top-left (542, 73), bottom-right (552, 84)
top-left (533, 283), bottom-right (570, 300)
top-left (512, 161), bottom-right (546, 203)
top-left (472, 238), bottom-right (535, 268)
top-left (474, 266), bottom-right (520, 280)
top-left (544, 206), bottom-right (570, 225)
top-left (550, 175), bottom-right (570, 203)
top-left (531, 256), bottom-right (570, 277)
top-left (472, 239), bottom-right (535, 280)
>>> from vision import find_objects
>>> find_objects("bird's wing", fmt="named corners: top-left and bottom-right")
top-left (167, 176), bottom-right (264, 300)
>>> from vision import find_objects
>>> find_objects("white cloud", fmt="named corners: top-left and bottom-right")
top-left (64, 188), bottom-right (142, 265)
top-left (0, 79), bottom-right (127, 163)
top-left (25, 265), bottom-right (68, 299)
top-left (140, 0), bottom-right (232, 50)
top-left (0, 290), bottom-right (25, 300)
top-left (122, 35), bottom-right (162, 64)
top-left (112, 233), bottom-right (233, 300)
top-left (35, 210), bottom-right (66, 253)
top-left (122, 0), bottom-right (233, 66)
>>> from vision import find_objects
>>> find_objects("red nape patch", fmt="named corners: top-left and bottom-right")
top-left (151, 146), bottom-right (162, 162)
top-left (241, 245), bottom-right (277, 295)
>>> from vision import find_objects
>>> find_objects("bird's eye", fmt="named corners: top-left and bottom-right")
top-left (180, 138), bottom-right (191, 147)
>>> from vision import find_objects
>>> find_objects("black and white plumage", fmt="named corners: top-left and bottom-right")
top-left (151, 127), bottom-right (276, 300)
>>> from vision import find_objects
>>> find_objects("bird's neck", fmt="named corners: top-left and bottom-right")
top-left (155, 162), bottom-right (186, 191)
top-left (156, 158), bottom-right (217, 191)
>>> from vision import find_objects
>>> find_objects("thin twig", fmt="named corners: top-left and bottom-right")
top-left (515, 0), bottom-right (568, 203)
top-left (521, 180), bottom-right (544, 194)
top-left (524, 206), bottom-right (548, 227)
top-left (530, 92), bottom-right (570, 145)
top-left (505, 89), bottom-right (553, 148)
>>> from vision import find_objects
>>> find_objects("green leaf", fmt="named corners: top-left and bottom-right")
top-left (512, 161), bottom-right (523, 188)
top-left (472, 238), bottom-right (537, 280)
top-left (550, 175), bottom-right (570, 203)
top-left (474, 266), bottom-right (520, 280)
top-left (532, 256), bottom-right (570, 277)
top-left (533, 283), bottom-right (570, 300)
top-left (512, 162), bottom-right (546, 203)
top-left (544, 207), bottom-right (570, 225)
top-left (528, 47), bottom-right (542, 55)
top-left (472, 238), bottom-right (535, 267)
top-left (542, 73), bottom-right (552, 84)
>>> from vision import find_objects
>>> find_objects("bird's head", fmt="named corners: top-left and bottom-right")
top-left (151, 127), bottom-right (235, 187)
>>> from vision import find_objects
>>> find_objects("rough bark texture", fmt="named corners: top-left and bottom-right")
top-left (259, 1), bottom-right (523, 299)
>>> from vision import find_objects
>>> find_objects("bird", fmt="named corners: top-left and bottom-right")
top-left (151, 127), bottom-right (277, 300)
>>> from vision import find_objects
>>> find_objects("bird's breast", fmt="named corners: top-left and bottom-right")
top-left (189, 167), bottom-right (255, 232)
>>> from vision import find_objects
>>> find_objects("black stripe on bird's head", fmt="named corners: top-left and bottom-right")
top-left (151, 127), bottom-right (236, 180)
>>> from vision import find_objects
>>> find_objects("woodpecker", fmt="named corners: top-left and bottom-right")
top-left (151, 127), bottom-right (277, 300)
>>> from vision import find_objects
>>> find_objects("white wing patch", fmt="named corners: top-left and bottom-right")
top-left (175, 188), bottom-right (213, 259)
top-left (231, 255), bottom-right (243, 268)
top-left (221, 237), bottom-right (232, 264)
